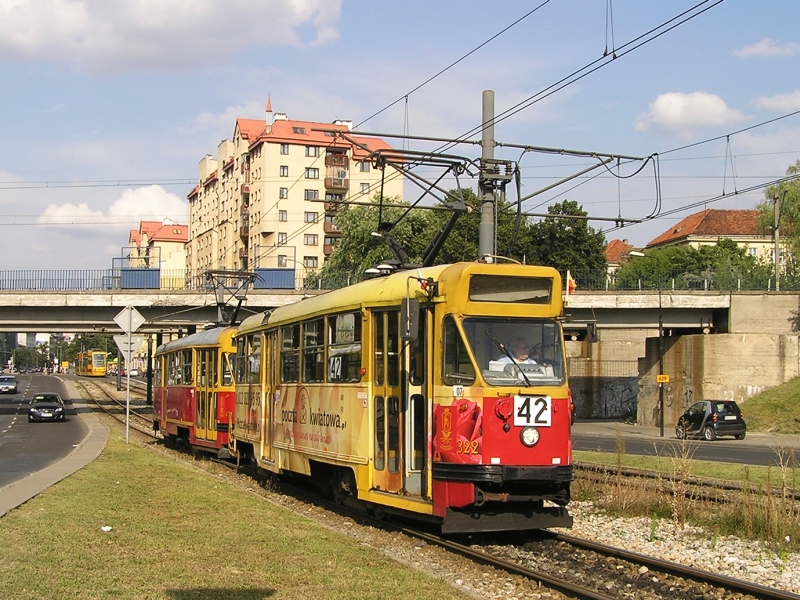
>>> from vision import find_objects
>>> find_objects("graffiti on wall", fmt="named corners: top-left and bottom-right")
top-left (570, 376), bottom-right (639, 421)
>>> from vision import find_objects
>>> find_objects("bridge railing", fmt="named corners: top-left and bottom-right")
top-left (0, 267), bottom-right (792, 292)
top-left (565, 268), bottom-right (792, 292)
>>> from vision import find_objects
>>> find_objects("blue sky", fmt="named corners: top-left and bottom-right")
top-left (1, 0), bottom-right (798, 269)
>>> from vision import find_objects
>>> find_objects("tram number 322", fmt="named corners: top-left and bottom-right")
top-left (514, 395), bottom-right (552, 427)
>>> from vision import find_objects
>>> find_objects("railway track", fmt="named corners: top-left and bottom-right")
top-left (74, 378), bottom-right (157, 439)
top-left (201, 455), bottom-right (799, 600)
top-left (68, 377), bottom-right (799, 598)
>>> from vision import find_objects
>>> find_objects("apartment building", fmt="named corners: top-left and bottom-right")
top-left (186, 103), bottom-right (403, 282)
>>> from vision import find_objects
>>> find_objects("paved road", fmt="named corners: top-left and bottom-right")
top-left (0, 374), bottom-right (88, 488)
top-left (573, 421), bottom-right (800, 467)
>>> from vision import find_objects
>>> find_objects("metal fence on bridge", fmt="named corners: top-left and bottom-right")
top-left (0, 266), bottom-right (792, 292)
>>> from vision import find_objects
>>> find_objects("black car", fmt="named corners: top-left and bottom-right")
top-left (675, 400), bottom-right (746, 441)
top-left (28, 393), bottom-right (66, 422)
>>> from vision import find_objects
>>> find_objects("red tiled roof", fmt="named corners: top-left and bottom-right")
top-left (605, 239), bottom-right (634, 263)
top-left (647, 209), bottom-right (762, 248)
top-left (135, 221), bottom-right (189, 245)
top-left (244, 117), bottom-right (393, 157)
top-left (236, 118), bottom-right (266, 140)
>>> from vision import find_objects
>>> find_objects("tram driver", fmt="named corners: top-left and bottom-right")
top-left (496, 336), bottom-right (538, 365)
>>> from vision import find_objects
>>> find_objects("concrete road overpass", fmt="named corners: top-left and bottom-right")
top-left (0, 289), bottom-right (320, 333)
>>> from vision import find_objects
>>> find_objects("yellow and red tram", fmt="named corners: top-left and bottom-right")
top-left (153, 327), bottom-right (237, 453)
top-left (229, 262), bottom-right (573, 533)
top-left (75, 350), bottom-right (108, 377)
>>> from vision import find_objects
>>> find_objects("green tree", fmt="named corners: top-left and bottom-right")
top-left (757, 159), bottom-right (800, 285)
top-left (526, 200), bottom-right (608, 272)
top-left (308, 196), bottom-right (436, 288)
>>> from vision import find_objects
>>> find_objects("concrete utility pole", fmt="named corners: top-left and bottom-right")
top-left (775, 191), bottom-right (781, 292)
top-left (479, 90), bottom-right (495, 262)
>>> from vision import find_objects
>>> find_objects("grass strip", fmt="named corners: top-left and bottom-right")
top-left (0, 432), bottom-right (469, 600)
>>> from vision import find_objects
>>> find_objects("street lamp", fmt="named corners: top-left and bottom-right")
top-left (629, 250), bottom-right (665, 437)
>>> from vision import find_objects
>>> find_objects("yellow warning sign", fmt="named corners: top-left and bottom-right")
top-left (656, 374), bottom-right (670, 383)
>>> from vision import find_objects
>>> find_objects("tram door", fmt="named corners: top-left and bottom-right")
top-left (261, 331), bottom-right (276, 462)
top-left (372, 310), bottom-right (403, 493)
top-left (404, 307), bottom-right (430, 498)
top-left (196, 348), bottom-right (216, 443)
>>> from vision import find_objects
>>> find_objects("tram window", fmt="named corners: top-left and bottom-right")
top-left (235, 337), bottom-right (247, 385)
top-left (181, 350), bottom-right (193, 384)
top-left (387, 312), bottom-right (399, 387)
top-left (411, 394), bottom-right (425, 470)
top-left (302, 318), bottom-right (325, 383)
top-left (374, 396), bottom-right (385, 471)
top-left (374, 314), bottom-right (385, 386)
top-left (442, 316), bottom-right (475, 386)
top-left (327, 312), bottom-right (361, 383)
top-left (222, 353), bottom-right (233, 386)
top-left (247, 334), bottom-right (261, 384)
top-left (469, 275), bottom-right (551, 304)
top-left (209, 350), bottom-right (218, 387)
top-left (154, 360), bottom-right (162, 387)
top-left (409, 310), bottom-right (426, 386)
top-left (198, 350), bottom-right (207, 387)
top-left (281, 324), bottom-right (300, 383)
top-left (168, 353), bottom-right (179, 385)
top-left (387, 396), bottom-right (400, 473)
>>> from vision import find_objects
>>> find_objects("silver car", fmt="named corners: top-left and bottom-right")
top-left (0, 375), bottom-right (17, 394)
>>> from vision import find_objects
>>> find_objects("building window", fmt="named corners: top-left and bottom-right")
top-left (303, 256), bottom-right (318, 268)
top-left (278, 233), bottom-right (287, 245)
top-left (359, 161), bottom-right (370, 172)
top-left (324, 236), bottom-right (338, 246)
top-left (325, 192), bottom-right (343, 202)
top-left (280, 165), bottom-right (289, 177)
top-left (280, 143), bottom-right (289, 155)
top-left (293, 127), bottom-right (306, 134)
top-left (304, 189), bottom-right (319, 200)
top-left (278, 255), bottom-right (287, 267)
top-left (279, 187), bottom-right (288, 199)
top-left (305, 167), bottom-right (319, 179)
top-left (304, 234), bottom-right (318, 246)
top-left (748, 247), bottom-right (757, 256)
top-left (360, 183), bottom-right (370, 194)
top-left (279, 210), bottom-right (287, 222)
top-left (305, 146), bottom-right (319, 157)
top-left (304, 212), bottom-right (318, 223)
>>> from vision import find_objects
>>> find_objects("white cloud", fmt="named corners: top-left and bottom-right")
top-left (0, 0), bottom-right (342, 75)
top-left (37, 185), bottom-right (188, 231)
top-left (635, 92), bottom-right (747, 138)
top-left (735, 38), bottom-right (800, 58)
top-left (108, 185), bottom-right (189, 223)
top-left (753, 91), bottom-right (800, 112)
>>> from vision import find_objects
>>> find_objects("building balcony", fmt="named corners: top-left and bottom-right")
top-left (240, 225), bottom-right (249, 238)
top-left (323, 244), bottom-right (335, 255)
top-left (241, 183), bottom-right (250, 194)
top-left (240, 203), bottom-right (249, 215)
top-left (238, 247), bottom-right (249, 259)
top-left (325, 154), bottom-right (349, 168)
top-left (323, 221), bottom-right (341, 234)
top-left (324, 177), bottom-right (348, 191)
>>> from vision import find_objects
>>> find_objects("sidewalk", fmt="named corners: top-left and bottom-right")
top-left (0, 378), bottom-right (109, 518)
top-left (572, 419), bottom-right (800, 449)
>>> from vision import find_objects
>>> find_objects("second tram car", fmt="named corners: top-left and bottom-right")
top-left (153, 327), bottom-right (237, 452)
top-left (75, 350), bottom-right (108, 377)
top-left (229, 262), bottom-right (573, 533)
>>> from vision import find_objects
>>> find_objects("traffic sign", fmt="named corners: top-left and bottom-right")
top-left (114, 306), bottom-right (146, 333)
top-left (114, 335), bottom-right (144, 364)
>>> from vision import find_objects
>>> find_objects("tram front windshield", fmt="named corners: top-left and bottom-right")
top-left (461, 317), bottom-right (565, 387)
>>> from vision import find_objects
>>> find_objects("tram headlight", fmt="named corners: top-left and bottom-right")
top-left (520, 427), bottom-right (540, 447)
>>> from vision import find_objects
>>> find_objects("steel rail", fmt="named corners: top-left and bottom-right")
top-left (550, 532), bottom-right (800, 600)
